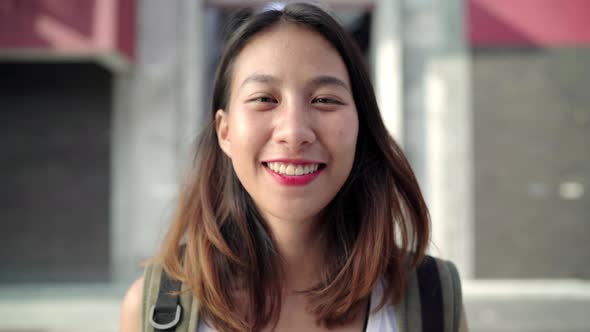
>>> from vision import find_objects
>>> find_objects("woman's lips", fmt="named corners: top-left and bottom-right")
top-left (262, 161), bottom-right (325, 186)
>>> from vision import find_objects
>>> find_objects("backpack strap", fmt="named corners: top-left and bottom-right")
top-left (416, 256), bottom-right (444, 332)
top-left (142, 263), bottom-right (200, 332)
top-left (434, 258), bottom-right (465, 332)
top-left (395, 256), bottom-right (465, 332)
top-left (148, 270), bottom-right (183, 331)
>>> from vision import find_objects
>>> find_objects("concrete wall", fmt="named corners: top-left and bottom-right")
top-left (473, 48), bottom-right (590, 278)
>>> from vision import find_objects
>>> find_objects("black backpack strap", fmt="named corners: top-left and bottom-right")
top-left (416, 255), bottom-right (444, 332)
top-left (149, 270), bottom-right (183, 331)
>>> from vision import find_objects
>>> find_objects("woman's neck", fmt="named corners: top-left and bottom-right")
top-left (264, 214), bottom-right (325, 292)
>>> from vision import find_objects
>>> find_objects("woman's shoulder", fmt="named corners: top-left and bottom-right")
top-left (120, 276), bottom-right (145, 332)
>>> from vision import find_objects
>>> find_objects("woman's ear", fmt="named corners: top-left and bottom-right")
top-left (215, 109), bottom-right (231, 158)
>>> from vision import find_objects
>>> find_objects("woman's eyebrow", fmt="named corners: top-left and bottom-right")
top-left (239, 74), bottom-right (350, 91)
top-left (240, 74), bottom-right (281, 88)
top-left (309, 75), bottom-right (350, 91)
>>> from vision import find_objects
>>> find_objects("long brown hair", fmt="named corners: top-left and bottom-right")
top-left (156, 2), bottom-right (430, 331)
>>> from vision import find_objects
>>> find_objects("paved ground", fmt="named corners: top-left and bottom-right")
top-left (466, 298), bottom-right (590, 332)
top-left (0, 284), bottom-right (124, 332)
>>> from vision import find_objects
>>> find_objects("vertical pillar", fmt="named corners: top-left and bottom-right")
top-left (371, 0), bottom-right (404, 144)
top-left (403, 0), bottom-right (474, 277)
top-left (177, 0), bottom-right (204, 166)
top-left (111, 0), bottom-right (205, 283)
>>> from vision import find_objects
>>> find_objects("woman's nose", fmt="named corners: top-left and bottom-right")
top-left (273, 100), bottom-right (316, 151)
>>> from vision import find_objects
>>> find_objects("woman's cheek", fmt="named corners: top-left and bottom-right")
top-left (230, 111), bottom-right (271, 146)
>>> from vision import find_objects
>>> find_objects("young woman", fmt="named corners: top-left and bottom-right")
top-left (121, 2), bottom-right (466, 332)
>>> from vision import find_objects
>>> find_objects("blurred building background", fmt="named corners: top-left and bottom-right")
top-left (0, 0), bottom-right (589, 331)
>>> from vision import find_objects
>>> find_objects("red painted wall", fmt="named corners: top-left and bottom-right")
top-left (0, 0), bottom-right (135, 60)
top-left (469, 0), bottom-right (590, 47)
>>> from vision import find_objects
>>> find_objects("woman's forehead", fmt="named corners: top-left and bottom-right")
top-left (230, 23), bottom-right (351, 89)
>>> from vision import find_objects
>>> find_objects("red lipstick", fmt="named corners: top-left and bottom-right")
top-left (262, 159), bottom-right (324, 186)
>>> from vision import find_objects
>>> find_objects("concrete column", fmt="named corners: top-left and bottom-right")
top-left (177, 0), bottom-right (205, 164)
top-left (111, 0), bottom-right (205, 283)
top-left (425, 55), bottom-right (474, 278)
top-left (402, 0), bottom-right (474, 277)
top-left (371, 0), bottom-right (404, 144)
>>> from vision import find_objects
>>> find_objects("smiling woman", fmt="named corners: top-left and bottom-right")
top-left (120, 2), bottom-right (466, 332)
top-left (216, 22), bottom-right (358, 226)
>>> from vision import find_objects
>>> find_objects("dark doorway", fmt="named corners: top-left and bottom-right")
top-left (0, 62), bottom-right (111, 283)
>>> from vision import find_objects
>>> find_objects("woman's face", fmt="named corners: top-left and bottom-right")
top-left (216, 23), bottom-right (358, 224)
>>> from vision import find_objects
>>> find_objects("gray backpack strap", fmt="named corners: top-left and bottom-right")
top-left (417, 256), bottom-right (444, 331)
top-left (435, 258), bottom-right (465, 332)
top-left (150, 269), bottom-right (183, 330)
top-left (142, 263), bottom-right (200, 332)
top-left (395, 256), bottom-right (465, 332)
top-left (395, 267), bottom-right (421, 332)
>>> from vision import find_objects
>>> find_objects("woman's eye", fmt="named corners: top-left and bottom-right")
top-left (251, 96), bottom-right (277, 103)
top-left (313, 97), bottom-right (342, 105)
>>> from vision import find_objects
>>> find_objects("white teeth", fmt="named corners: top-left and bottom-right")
top-left (295, 166), bottom-right (303, 175)
top-left (266, 162), bottom-right (322, 176)
top-left (285, 164), bottom-right (295, 175)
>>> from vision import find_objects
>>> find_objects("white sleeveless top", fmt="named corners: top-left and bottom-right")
top-left (197, 280), bottom-right (397, 332)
